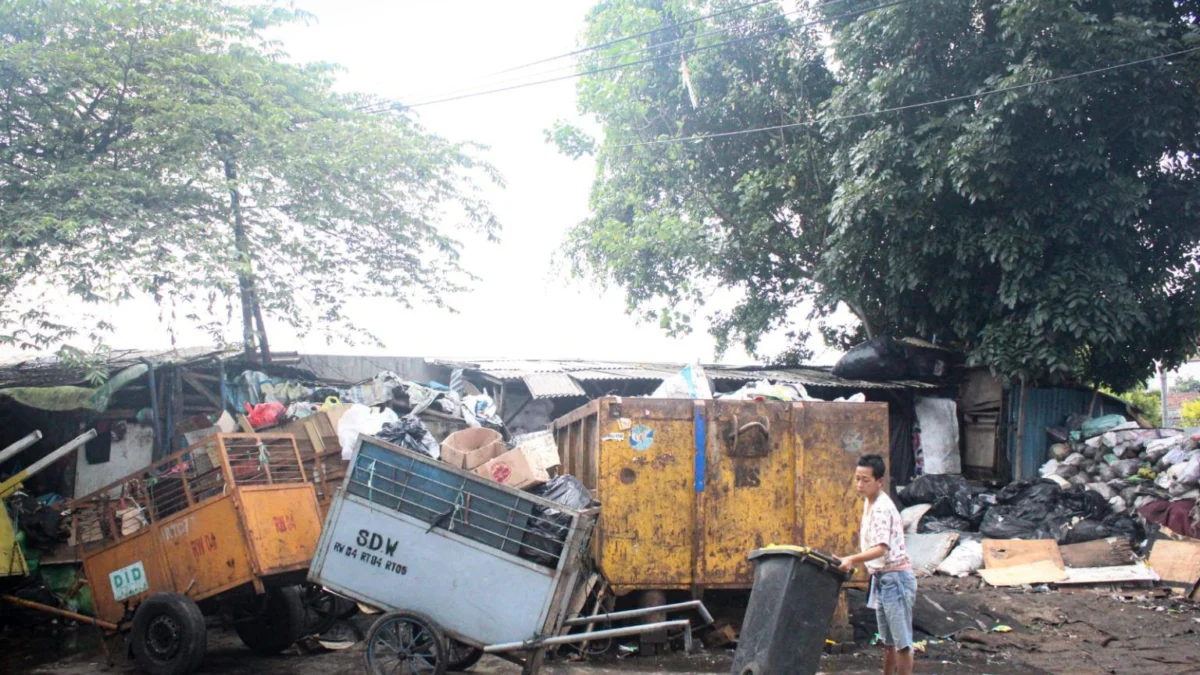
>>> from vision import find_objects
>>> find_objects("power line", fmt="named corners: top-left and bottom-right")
top-left (370, 0), bottom-right (914, 112)
top-left (362, 0), bottom-right (847, 114)
top-left (611, 46), bottom-right (1200, 149)
top-left (493, 0), bottom-right (783, 75)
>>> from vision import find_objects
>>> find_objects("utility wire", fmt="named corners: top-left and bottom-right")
top-left (367, 0), bottom-right (914, 112)
top-left (611, 46), bottom-right (1200, 148)
top-left (493, 0), bottom-right (783, 74)
top-left (361, 0), bottom-right (844, 113)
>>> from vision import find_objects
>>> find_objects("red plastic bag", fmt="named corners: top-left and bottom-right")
top-left (244, 402), bottom-right (285, 429)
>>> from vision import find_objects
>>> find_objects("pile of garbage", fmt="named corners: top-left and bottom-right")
top-left (899, 473), bottom-right (1144, 547)
top-left (1038, 415), bottom-right (1200, 513)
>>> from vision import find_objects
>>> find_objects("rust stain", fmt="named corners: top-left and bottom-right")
top-left (651, 452), bottom-right (677, 470)
top-left (619, 468), bottom-right (637, 485)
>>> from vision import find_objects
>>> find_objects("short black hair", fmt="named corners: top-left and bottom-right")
top-left (857, 454), bottom-right (886, 480)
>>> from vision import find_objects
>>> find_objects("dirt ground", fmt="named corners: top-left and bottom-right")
top-left (6, 577), bottom-right (1198, 675)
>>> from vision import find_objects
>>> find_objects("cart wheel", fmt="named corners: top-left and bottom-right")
top-left (234, 585), bottom-right (305, 655)
top-left (365, 611), bottom-right (447, 675)
top-left (446, 639), bottom-right (484, 671)
top-left (131, 593), bottom-right (208, 675)
top-left (302, 585), bottom-right (356, 636)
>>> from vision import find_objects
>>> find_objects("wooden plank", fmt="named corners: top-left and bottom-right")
top-left (1060, 537), bottom-right (1137, 569)
top-left (1148, 540), bottom-right (1200, 593)
top-left (1058, 563), bottom-right (1159, 585)
top-left (180, 370), bottom-right (223, 410)
top-left (983, 539), bottom-right (1065, 570)
top-left (979, 560), bottom-right (1069, 587)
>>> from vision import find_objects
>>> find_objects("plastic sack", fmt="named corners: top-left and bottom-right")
top-left (337, 404), bottom-right (400, 459)
top-left (1059, 519), bottom-right (1111, 545)
top-left (1070, 414), bottom-right (1129, 441)
top-left (521, 475), bottom-right (595, 565)
top-left (979, 507), bottom-right (1046, 540)
top-left (832, 336), bottom-right (909, 381)
top-left (918, 515), bottom-right (972, 534)
top-left (652, 364), bottom-right (713, 399)
top-left (377, 416), bottom-right (440, 460)
top-left (936, 540), bottom-right (984, 577)
top-left (914, 397), bottom-right (961, 475)
top-left (244, 401), bottom-right (285, 429)
top-left (898, 474), bottom-right (967, 508)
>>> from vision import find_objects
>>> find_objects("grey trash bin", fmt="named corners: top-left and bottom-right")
top-left (730, 546), bottom-right (851, 675)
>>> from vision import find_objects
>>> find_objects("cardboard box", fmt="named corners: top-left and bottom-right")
top-left (441, 428), bottom-right (507, 470)
top-left (474, 447), bottom-right (547, 490)
top-left (511, 430), bottom-right (561, 477)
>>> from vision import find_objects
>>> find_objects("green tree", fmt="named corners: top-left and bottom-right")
top-left (558, 0), bottom-right (1200, 388)
top-left (0, 0), bottom-right (499, 359)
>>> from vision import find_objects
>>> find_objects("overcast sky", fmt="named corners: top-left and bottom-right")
top-left (3, 1), bottom-right (844, 366)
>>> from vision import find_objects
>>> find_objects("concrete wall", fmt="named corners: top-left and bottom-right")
top-left (74, 424), bottom-right (155, 498)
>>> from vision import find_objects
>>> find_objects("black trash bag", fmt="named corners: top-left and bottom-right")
top-left (1059, 519), bottom-right (1112, 545)
top-left (832, 336), bottom-right (909, 381)
top-left (898, 474), bottom-right (968, 509)
top-left (311, 387), bottom-right (341, 402)
top-left (995, 479), bottom-right (1061, 507)
top-left (376, 416), bottom-right (439, 459)
top-left (918, 515), bottom-right (972, 534)
top-left (979, 506), bottom-right (1051, 540)
top-left (1055, 487), bottom-right (1111, 522)
top-left (1102, 513), bottom-right (1145, 545)
top-left (521, 475), bottom-right (595, 566)
top-left (951, 488), bottom-right (990, 528)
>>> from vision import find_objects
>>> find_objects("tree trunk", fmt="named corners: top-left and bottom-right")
top-left (223, 155), bottom-right (263, 361)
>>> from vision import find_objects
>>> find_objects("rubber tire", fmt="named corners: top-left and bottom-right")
top-left (130, 593), bottom-right (208, 675)
top-left (234, 585), bottom-right (305, 656)
top-left (446, 640), bottom-right (484, 671)
top-left (364, 611), bottom-right (447, 675)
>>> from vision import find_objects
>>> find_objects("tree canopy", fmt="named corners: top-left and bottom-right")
top-left (558, 0), bottom-right (1200, 390)
top-left (0, 0), bottom-right (499, 358)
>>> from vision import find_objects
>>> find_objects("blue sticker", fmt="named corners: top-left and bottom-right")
top-left (630, 425), bottom-right (655, 451)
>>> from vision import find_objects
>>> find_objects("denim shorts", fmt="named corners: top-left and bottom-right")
top-left (871, 569), bottom-right (917, 650)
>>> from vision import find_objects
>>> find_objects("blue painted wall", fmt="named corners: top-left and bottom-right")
top-left (1004, 385), bottom-right (1130, 481)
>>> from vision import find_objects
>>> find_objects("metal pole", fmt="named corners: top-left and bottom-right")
top-left (484, 619), bottom-right (694, 653)
top-left (0, 430), bottom-right (43, 465)
top-left (1, 594), bottom-right (120, 631)
top-left (0, 429), bottom-right (98, 498)
top-left (561, 600), bottom-right (714, 627)
top-left (1158, 361), bottom-right (1169, 427)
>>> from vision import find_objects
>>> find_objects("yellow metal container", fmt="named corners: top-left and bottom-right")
top-left (71, 434), bottom-right (323, 626)
top-left (0, 501), bottom-right (28, 578)
top-left (552, 398), bottom-right (888, 595)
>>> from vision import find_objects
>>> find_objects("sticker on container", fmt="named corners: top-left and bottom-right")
top-left (630, 426), bottom-right (655, 451)
top-left (603, 433), bottom-right (625, 442)
top-left (617, 417), bottom-right (633, 431)
top-left (841, 430), bottom-right (865, 454)
top-left (109, 561), bottom-right (149, 601)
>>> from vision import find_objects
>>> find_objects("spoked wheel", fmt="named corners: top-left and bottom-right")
top-left (301, 585), bottom-right (356, 636)
top-left (446, 639), bottom-right (485, 671)
top-left (365, 611), bottom-right (447, 675)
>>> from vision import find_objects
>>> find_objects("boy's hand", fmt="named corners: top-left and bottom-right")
top-left (836, 556), bottom-right (855, 573)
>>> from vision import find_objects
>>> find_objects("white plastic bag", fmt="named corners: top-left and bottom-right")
top-left (936, 539), bottom-right (983, 577)
top-left (915, 397), bottom-right (961, 475)
top-left (652, 364), bottom-right (713, 399)
top-left (337, 404), bottom-right (400, 459)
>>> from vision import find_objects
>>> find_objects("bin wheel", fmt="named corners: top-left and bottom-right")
top-left (365, 611), bottom-right (447, 675)
top-left (446, 639), bottom-right (484, 671)
top-left (131, 593), bottom-right (207, 675)
top-left (234, 585), bottom-right (305, 655)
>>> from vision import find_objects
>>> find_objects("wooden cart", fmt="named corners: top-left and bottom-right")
top-left (65, 433), bottom-right (324, 675)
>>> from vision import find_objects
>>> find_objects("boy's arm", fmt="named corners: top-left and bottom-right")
top-left (837, 544), bottom-right (888, 572)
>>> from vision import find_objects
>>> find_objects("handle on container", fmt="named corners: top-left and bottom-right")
top-left (731, 416), bottom-right (770, 449)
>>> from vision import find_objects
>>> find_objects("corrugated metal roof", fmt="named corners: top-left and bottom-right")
top-left (0, 347), bottom-right (240, 389)
top-left (522, 372), bottom-right (587, 398)
top-left (707, 367), bottom-right (935, 390)
top-left (434, 358), bottom-right (936, 392)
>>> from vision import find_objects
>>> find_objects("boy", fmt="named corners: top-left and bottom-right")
top-left (837, 454), bottom-right (916, 675)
